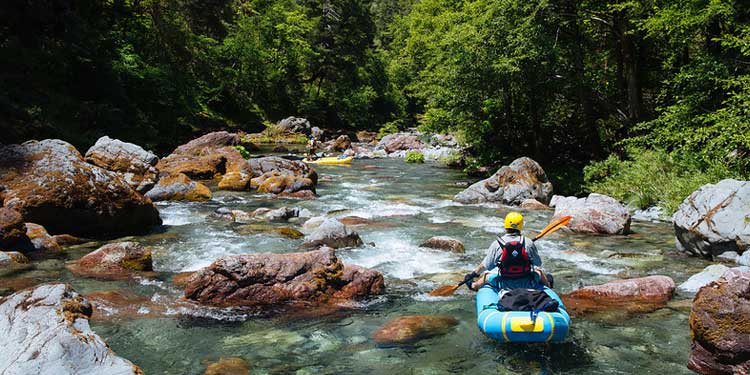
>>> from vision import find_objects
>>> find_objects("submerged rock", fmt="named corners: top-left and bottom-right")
top-left (68, 242), bottom-right (153, 280)
top-left (688, 268), bottom-right (750, 374)
top-left (184, 248), bottom-right (383, 307)
top-left (672, 179), bottom-right (750, 259)
top-left (145, 172), bottom-right (212, 201)
top-left (25, 223), bottom-right (62, 252)
top-left (419, 236), bottom-right (465, 253)
top-left (373, 315), bottom-right (459, 346)
top-left (204, 357), bottom-right (250, 375)
top-left (0, 284), bottom-right (142, 374)
top-left (562, 275), bottom-right (675, 315)
top-left (84, 136), bottom-right (159, 193)
top-left (453, 157), bottom-right (553, 205)
top-left (550, 193), bottom-right (631, 235)
top-left (0, 139), bottom-right (161, 237)
top-left (678, 264), bottom-right (750, 294)
top-left (0, 207), bottom-right (31, 251)
top-left (0, 251), bottom-right (28, 268)
top-left (302, 218), bottom-right (363, 249)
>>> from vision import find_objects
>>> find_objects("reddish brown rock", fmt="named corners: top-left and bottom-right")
top-left (688, 269), bottom-right (750, 375)
top-left (339, 216), bottom-right (372, 226)
top-left (173, 131), bottom-right (240, 155)
top-left (356, 131), bottom-right (377, 143)
top-left (86, 289), bottom-right (168, 321)
top-left (145, 173), bottom-right (212, 202)
top-left (24, 223), bottom-right (62, 252)
top-left (373, 315), bottom-right (459, 346)
top-left (253, 172), bottom-right (315, 195)
top-left (380, 134), bottom-right (425, 153)
top-left (419, 236), bottom-right (465, 253)
top-left (172, 272), bottom-right (197, 288)
top-left (0, 139), bottom-right (161, 237)
top-left (561, 275), bottom-right (675, 316)
top-left (0, 251), bottom-right (29, 268)
top-left (184, 248), bottom-right (383, 307)
top-left (332, 135), bottom-right (352, 152)
top-left (68, 242), bottom-right (153, 280)
top-left (204, 357), bottom-right (250, 375)
top-left (0, 207), bottom-right (30, 251)
top-left (520, 198), bottom-right (550, 210)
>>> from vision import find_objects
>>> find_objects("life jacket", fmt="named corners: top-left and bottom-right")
top-left (496, 236), bottom-right (532, 278)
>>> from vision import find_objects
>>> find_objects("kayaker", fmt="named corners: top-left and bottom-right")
top-left (463, 212), bottom-right (551, 291)
top-left (306, 136), bottom-right (319, 161)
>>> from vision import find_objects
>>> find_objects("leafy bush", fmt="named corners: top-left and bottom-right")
top-left (405, 151), bottom-right (425, 163)
top-left (234, 145), bottom-right (250, 159)
top-left (583, 148), bottom-right (736, 213)
top-left (377, 120), bottom-right (402, 140)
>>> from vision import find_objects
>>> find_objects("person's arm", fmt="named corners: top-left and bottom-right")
top-left (527, 239), bottom-right (551, 287)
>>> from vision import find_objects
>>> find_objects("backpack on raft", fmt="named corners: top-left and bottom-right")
top-left (497, 288), bottom-right (559, 313)
top-left (496, 236), bottom-right (532, 278)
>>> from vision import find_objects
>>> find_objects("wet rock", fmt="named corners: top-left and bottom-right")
top-left (0, 207), bottom-right (31, 251)
top-left (25, 223), bottom-right (62, 252)
top-left (174, 131), bottom-right (240, 155)
top-left (672, 179), bottom-right (750, 259)
top-left (184, 248), bottom-right (383, 307)
top-left (339, 216), bottom-right (372, 226)
top-left (277, 117), bottom-right (311, 134)
top-left (213, 207), bottom-right (307, 223)
top-left (0, 251), bottom-right (28, 268)
top-left (739, 252), bottom-right (750, 266)
top-left (688, 268), bottom-right (750, 375)
top-left (632, 206), bottom-right (667, 222)
top-left (145, 173), bottom-right (212, 201)
top-left (520, 198), bottom-right (550, 210)
top-left (332, 135), bottom-right (352, 151)
top-left (373, 315), bottom-right (459, 346)
top-left (302, 218), bottom-right (363, 249)
top-left (67, 241), bottom-right (153, 280)
top-left (235, 224), bottom-right (304, 239)
top-left (253, 172), bottom-right (316, 196)
top-left (0, 284), bottom-right (142, 374)
top-left (0, 139), bottom-right (161, 237)
top-left (86, 289), bottom-right (165, 321)
top-left (562, 275), bottom-right (675, 315)
top-left (52, 233), bottom-right (86, 247)
top-left (453, 157), bottom-right (553, 205)
top-left (550, 193), bottom-right (631, 235)
top-left (679, 264), bottom-right (750, 294)
top-left (419, 236), bottom-right (465, 253)
top-left (356, 131), bottom-right (377, 143)
top-left (302, 216), bottom-right (326, 231)
top-left (272, 145), bottom-right (289, 153)
top-left (248, 156), bottom-right (318, 185)
top-left (84, 136), bottom-right (159, 193)
top-left (204, 357), bottom-right (250, 375)
top-left (379, 133), bottom-right (425, 154)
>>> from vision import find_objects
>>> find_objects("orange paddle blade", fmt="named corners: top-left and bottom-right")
top-left (429, 284), bottom-right (461, 297)
top-left (533, 215), bottom-right (571, 241)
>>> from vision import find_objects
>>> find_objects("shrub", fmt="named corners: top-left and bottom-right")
top-left (583, 147), bottom-right (735, 213)
top-left (405, 151), bottom-right (425, 163)
top-left (234, 145), bottom-right (250, 159)
top-left (377, 120), bottom-right (401, 140)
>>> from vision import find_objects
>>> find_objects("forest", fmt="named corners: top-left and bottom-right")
top-left (1, 0), bottom-right (749, 203)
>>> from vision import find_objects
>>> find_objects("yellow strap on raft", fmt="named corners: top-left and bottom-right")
top-left (501, 312), bottom-right (510, 342)
top-left (545, 312), bottom-right (555, 342)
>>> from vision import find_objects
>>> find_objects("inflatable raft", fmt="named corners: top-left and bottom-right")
top-left (476, 274), bottom-right (570, 343)
top-left (302, 156), bottom-right (353, 165)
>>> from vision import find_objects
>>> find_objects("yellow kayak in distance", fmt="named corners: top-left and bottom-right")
top-left (302, 156), bottom-right (354, 165)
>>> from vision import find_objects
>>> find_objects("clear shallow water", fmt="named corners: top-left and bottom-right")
top-left (0, 158), bottom-right (710, 374)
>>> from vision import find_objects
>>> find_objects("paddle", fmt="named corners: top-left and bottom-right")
top-left (428, 215), bottom-right (572, 297)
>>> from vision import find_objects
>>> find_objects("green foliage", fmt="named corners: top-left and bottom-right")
top-left (584, 148), bottom-right (735, 213)
top-left (376, 120), bottom-right (402, 140)
top-left (234, 145), bottom-right (250, 159)
top-left (405, 150), bottom-right (425, 163)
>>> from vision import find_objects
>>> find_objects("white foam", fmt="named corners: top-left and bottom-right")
top-left (537, 240), bottom-right (623, 275)
top-left (156, 202), bottom-right (206, 226)
top-left (345, 203), bottom-right (429, 219)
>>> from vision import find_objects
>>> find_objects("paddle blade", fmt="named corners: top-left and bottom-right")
top-left (429, 284), bottom-right (461, 297)
top-left (533, 215), bottom-right (572, 241)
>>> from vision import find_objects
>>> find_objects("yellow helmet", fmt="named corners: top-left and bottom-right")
top-left (504, 212), bottom-right (524, 231)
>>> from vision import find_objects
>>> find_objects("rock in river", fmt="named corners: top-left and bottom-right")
top-left (84, 136), bottom-right (159, 193)
top-left (562, 275), bottom-right (675, 316)
top-left (550, 193), bottom-right (631, 235)
top-left (68, 242), bottom-right (153, 280)
top-left (0, 207), bottom-right (31, 251)
top-left (678, 264), bottom-right (750, 294)
top-left (302, 218), bottom-right (363, 249)
top-left (688, 268), bottom-right (750, 375)
top-left (184, 248), bottom-right (383, 307)
top-left (0, 283), bottom-right (142, 374)
top-left (419, 236), bottom-right (465, 253)
top-left (672, 179), bottom-right (750, 259)
top-left (0, 139), bottom-right (161, 237)
top-left (145, 172), bottom-right (212, 202)
top-left (453, 157), bottom-right (553, 205)
top-left (373, 315), bottom-right (459, 346)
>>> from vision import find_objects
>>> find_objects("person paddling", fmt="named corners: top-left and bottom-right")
top-left (306, 136), bottom-right (319, 161)
top-left (463, 212), bottom-right (551, 291)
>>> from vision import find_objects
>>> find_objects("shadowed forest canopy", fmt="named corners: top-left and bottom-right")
top-left (1, 0), bottom-right (748, 178)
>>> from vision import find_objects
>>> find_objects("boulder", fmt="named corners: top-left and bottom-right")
top-left (204, 357), bottom-right (250, 375)
top-left (453, 157), bottom-right (553, 205)
top-left (145, 173), bottom-right (212, 202)
top-left (0, 251), bottom-right (28, 268)
top-left (277, 117), bottom-right (311, 134)
top-left (550, 193), bottom-right (631, 235)
top-left (688, 268), bottom-right (750, 374)
top-left (253, 172), bottom-right (316, 196)
top-left (520, 198), bottom-right (550, 210)
top-left (0, 207), bottom-right (31, 251)
top-left (562, 275), bottom-right (675, 315)
top-left (302, 218), bottom-right (363, 249)
top-left (672, 179), bottom-right (750, 259)
top-left (158, 147), bottom-right (252, 190)
top-left (184, 248), bottom-right (383, 307)
top-left (173, 131), bottom-right (240, 155)
top-left (248, 156), bottom-right (318, 185)
top-left (332, 135), bottom-right (352, 152)
top-left (356, 131), bottom-right (377, 143)
top-left (84, 136), bottom-right (159, 193)
top-left (0, 139), bottom-right (161, 237)
top-left (373, 315), bottom-right (459, 346)
top-left (25, 223), bottom-right (62, 252)
top-left (67, 242), bottom-right (153, 280)
top-left (379, 133), bottom-right (425, 154)
top-left (678, 264), bottom-right (750, 294)
top-left (419, 236), bottom-right (465, 253)
top-left (211, 206), bottom-right (307, 223)
top-left (0, 284), bottom-right (142, 374)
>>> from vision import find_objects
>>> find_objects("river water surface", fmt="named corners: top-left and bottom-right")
top-left (3, 158), bottom-right (711, 374)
